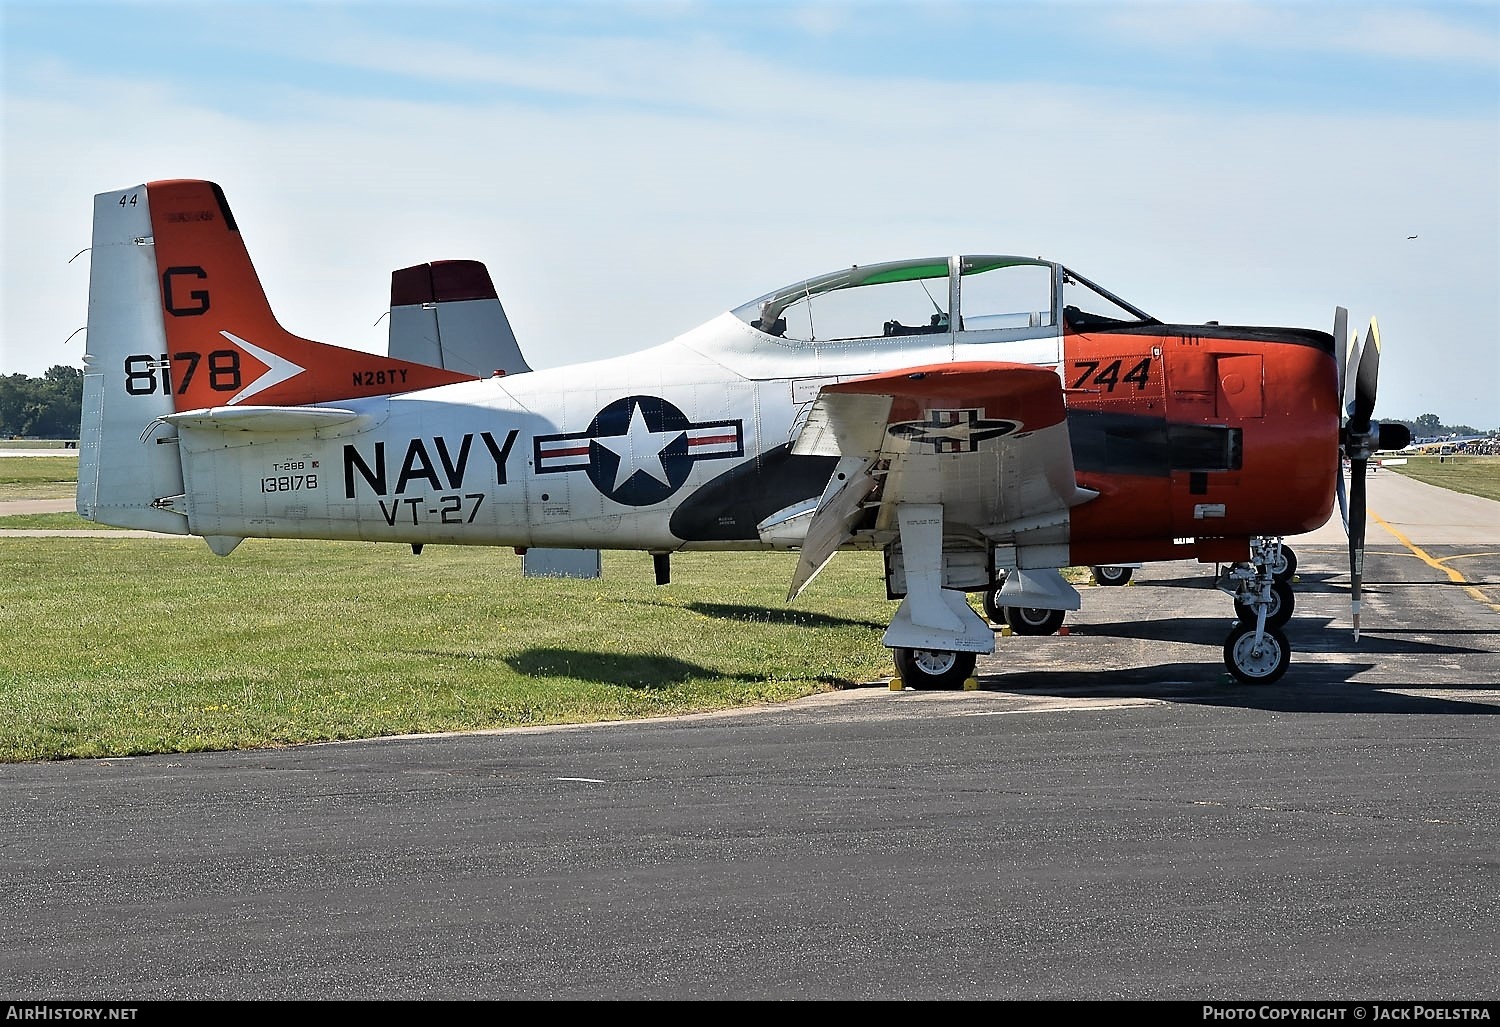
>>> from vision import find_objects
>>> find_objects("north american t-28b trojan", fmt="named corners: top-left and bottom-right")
top-left (76, 180), bottom-right (1409, 687)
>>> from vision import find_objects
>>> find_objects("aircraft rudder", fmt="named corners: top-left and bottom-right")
top-left (76, 183), bottom-right (189, 533)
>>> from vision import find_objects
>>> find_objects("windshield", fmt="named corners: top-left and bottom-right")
top-left (1059, 266), bottom-right (1157, 330)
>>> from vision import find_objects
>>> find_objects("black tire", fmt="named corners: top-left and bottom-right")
top-left (893, 648), bottom-right (977, 690)
top-left (1233, 578), bottom-right (1295, 628)
top-left (981, 587), bottom-right (1006, 625)
top-left (1092, 564), bottom-right (1133, 586)
top-left (1268, 545), bottom-right (1297, 582)
top-left (1005, 606), bottom-right (1065, 636)
top-left (1223, 622), bottom-right (1291, 684)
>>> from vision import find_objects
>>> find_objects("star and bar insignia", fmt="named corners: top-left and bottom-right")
top-left (534, 395), bottom-right (744, 507)
top-left (887, 408), bottom-right (1021, 453)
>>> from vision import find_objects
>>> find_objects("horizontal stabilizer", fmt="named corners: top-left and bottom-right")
top-left (162, 405), bottom-right (372, 433)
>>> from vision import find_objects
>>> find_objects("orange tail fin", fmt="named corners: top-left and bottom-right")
top-left (145, 179), bottom-right (475, 410)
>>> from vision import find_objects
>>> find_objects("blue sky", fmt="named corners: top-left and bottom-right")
top-left (4, 0), bottom-right (1498, 426)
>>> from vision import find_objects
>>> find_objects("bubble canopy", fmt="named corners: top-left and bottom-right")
top-left (731, 255), bottom-right (1158, 343)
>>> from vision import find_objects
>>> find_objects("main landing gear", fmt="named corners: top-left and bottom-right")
top-left (892, 537), bottom-right (1303, 689)
top-left (980, 571), bottom-right (1067, 637)
top-left (1219, 536), bottom-right (1298, 684)
top-left (892, 647), bottom-right (978, 690)
top-left (1090, 564), bottom-right (1135, 586)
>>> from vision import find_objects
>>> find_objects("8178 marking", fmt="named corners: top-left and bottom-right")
top-left (125, 351), bottom-right (242, 395)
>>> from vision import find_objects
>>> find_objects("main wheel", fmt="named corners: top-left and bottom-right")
top-left (1005, 606), bottom-right (1065, 636)
top-left (893, 648), bottom-right (977, 690)
top-left (1233, 578), bottom-right (1295, 628)
top-left (1091, 564), bottom-right (1133, 586)
top-left (981, 587), bottom-right (1006, 625)
top-left (1268, 545), bottom-right (1297, 582)
top-left (1223, 622), bottom-right (1291, 684)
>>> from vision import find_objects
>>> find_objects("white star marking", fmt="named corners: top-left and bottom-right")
top-left (593, 402), bottom-right (684, 492)
top-left (220, 332), bottom-right (307, 405)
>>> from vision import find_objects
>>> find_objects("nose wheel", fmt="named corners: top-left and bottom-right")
top-left (1223, 622), bottom-right (1290, 683)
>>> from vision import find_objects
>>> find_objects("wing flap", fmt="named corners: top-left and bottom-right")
top-left (792, 392), bottom-right (892, 459)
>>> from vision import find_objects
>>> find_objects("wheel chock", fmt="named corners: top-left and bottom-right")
top-left (963, 677), bottom-right (979, 691)
top-left (1000, 625), bottom-right (1013, 637)
top-left (889, 678), bottom-right (904, 691)
top-left (1058, 626), bottom-right (1070, 636)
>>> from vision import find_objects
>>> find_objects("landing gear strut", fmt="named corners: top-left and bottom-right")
top-left (1219, 535), bottom-right (1296, 684)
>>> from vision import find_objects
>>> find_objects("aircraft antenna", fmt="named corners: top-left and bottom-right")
top-left (919, 279), bottom-right (944, 318)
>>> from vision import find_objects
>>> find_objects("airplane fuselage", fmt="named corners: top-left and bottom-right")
top-left (168, 314), bottom-right (1338, 571)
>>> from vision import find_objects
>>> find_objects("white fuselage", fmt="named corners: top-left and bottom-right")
top-left (173, 314), bottom-right (1065, 552)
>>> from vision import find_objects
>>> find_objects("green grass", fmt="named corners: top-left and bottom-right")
top-left (0, 456), bottom-right (79, 500)
top-left (1383, 455), bottom-right (1500, 502)
top-left (0, 539), bottom-right (897, 763)
top-left (0, 511), bottom-right (128, 529)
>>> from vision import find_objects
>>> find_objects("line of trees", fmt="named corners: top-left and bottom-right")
top-left (0, 366), bottom-right (1492, 442)
top-left (1, 367), bottom-right (84, 439)
top-left (1401, 412), bottom-right (1491, 439)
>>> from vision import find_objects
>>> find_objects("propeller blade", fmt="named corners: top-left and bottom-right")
top-left (1347, 318), bottom-right (1382, 432)
top-left (1333, 306), bottom-right (1348, 401)
top-left (1348, 456), bottom-right (1368, 642)
top-left (1343, 335), bottom-right (1364, 421)
top-left (1333, 315), bottom-right (1385, 643)
top-left (1336, 458), bottom-right (1350, 534)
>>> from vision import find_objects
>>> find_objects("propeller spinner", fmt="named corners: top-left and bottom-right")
top-left (1337, 314), bottom-right (1411, 641)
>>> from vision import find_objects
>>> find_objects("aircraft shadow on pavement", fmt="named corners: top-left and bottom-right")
top-left (1293, 622), bottom-right (1497, 655)
top-left (1069, 615), bottom-right (1491, 658)
top-left (983, 661), bottom-right (1500, 715)
top-left (1125, 570), bottom-right (1345, 592)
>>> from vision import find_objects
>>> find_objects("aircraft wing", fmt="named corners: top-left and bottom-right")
top-left (787, 361), bottom-right (1096, 597)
